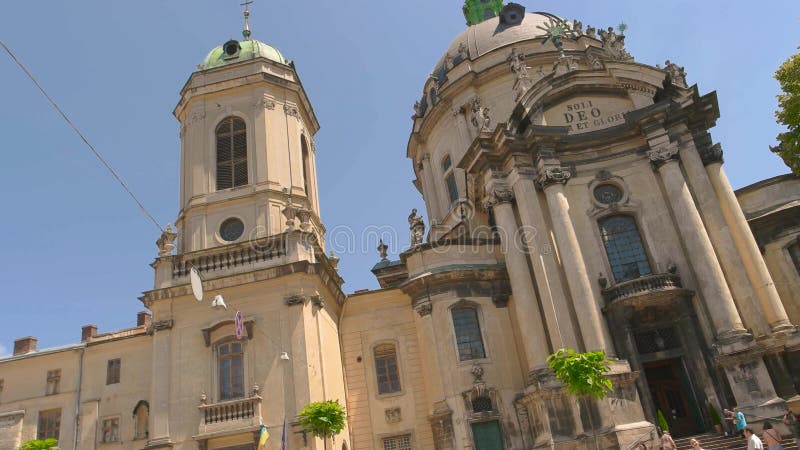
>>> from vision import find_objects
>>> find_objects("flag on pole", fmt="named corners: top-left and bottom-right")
top-left (281, 416), bottom-right (288, 450)
top-left (257, 424), bottom-right (270, 450)
top-left (234, 311), bottom-right (244, 340)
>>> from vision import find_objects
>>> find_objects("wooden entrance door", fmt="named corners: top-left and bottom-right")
top-left (644, 359), bottom-right (697, 437)
top-left (472, 420), bottom-right (504, 450)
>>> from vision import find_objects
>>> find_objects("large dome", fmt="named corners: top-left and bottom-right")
top-left (201, 39), bottom-right (288, 70)
top-left (434, 12), bottom-right (554, 72)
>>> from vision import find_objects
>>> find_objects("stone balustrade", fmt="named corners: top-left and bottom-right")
top-left (602, 273), bottom-right (684, 305)
top-left (197, 395), bottom-right (263, 438)
top-left (171, 234), bottom-right (287, 279)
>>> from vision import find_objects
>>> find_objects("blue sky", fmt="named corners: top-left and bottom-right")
top-left (0, 1), bottom-right (797, 355)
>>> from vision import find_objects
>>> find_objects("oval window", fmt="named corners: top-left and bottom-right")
top-left (593, 184), bottom-right (623, 205)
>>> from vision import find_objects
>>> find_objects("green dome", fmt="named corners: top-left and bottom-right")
top-left (201, 39), bottom-right (288, 70)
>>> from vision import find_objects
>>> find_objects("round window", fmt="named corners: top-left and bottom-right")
top-left (219, 218), bottom-right (244, 242)
top-left (593, 184), bottom-right (623, 205)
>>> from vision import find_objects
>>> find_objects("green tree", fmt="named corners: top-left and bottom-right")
top-left (773, 51), bottom-right (800, 174)
top-left (298, 399), bottom-right (346, 450)
top-left (17, 439), bottom-right (58, 450)
top-left (547, 348), bottom-right (613, 449)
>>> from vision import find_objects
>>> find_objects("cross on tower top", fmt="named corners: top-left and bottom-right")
top-left (241, 0), bottom-right (254, 40)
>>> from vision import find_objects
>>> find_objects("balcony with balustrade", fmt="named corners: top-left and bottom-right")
top-left (600, 272), bottom-right (693, 311)
top-left (196, 388), bottom-right (263, 440)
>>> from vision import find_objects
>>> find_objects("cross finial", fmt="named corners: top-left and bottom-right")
top-left (241, 0), bottom-right (254, 40)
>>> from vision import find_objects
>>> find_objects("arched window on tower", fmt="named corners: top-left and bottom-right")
top-left (216, 117), bottom-right (248, 190)
top-left (451, 304), bottom-right (486, 361)
top-left (301, 136), bottom-right (311, 199)
top-left (374, 343), bottom-right (401, 395)
top-left (598, 215), bottom-right (652, 283)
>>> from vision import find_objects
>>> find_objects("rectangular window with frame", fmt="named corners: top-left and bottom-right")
top-left (442, 156), bottom-right (460, 206)
top-left (383, 434), bottom-right (412, 450)
top-left (101, 417), bottom-right (120, 443)
top-left (374, 344), bottom-right (402, 395)
top-left (218, 341), bottom-right (245, 400)
top-left (37, 409), bottom-right (61, 440)
top-left (46, 369), bottom-right (61, 395)
top-left (107, 358), bottom-right (121, 385)
top-left (452, 306), bottom-right (486, 361)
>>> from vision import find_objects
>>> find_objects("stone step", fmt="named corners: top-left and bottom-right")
top-left (673, 431), bottom-right (798, 450)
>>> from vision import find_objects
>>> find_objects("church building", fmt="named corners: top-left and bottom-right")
top-left (1, 2), bottom-right (799, 450)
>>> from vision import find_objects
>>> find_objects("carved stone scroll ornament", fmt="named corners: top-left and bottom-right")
top-left (414, 300), bottom-right (433, 317)
top-left (699, 142), bottom-right (724, 166)
top-left (151, 319), bottom-right (174, 332)
top-left (536, 166), bottom-right (572, 188)
top-left (283, 103), bottom-right (299, 117)
top-left (647, 144), bottom-right (680, 170)
top-left (385, 407), bottom-right (402, 424)
top-left (482, 188), bottom-right (514, 211)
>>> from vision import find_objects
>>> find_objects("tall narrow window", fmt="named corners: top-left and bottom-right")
top-left (216, 116), bottom-right (248, 190)
top-left (452, 305), bottom-right (486, 361)
top-left (37, 409), bottom-right (61, 440)
top-left (46, 369), bottom-right (60, 396)
top-left (374, 344), bottom-right (401, 395)
top-left (442, 156), bottom-right (459, 205)
top-left (301, 136), bottom-right (311, 198)
top-left (598, 215), bottom-right (652, 282)
top-left (218, 341), bottom-right (244, 400)
top-left (107, 358), bottom-right (121, 385)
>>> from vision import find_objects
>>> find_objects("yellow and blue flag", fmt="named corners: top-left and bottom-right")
top-left (258, 424), bottom-right (269, 450)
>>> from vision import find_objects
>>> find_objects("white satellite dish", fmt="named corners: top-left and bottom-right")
top-left (190, 267), bottom-right (204, 301)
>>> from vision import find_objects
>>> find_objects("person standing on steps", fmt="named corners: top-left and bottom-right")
top-left (745, 427), bottom-right (764, 450)
top-left (660, 431), bottom-right (676, 450)
top-left (724, 408), bottom-right (737, 436)
top-left (734, 406), bottom-right (748, 438)
top-left (762, 421), bottom-right (784, 450)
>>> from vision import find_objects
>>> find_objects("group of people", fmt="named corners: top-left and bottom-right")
top-left (654, 408), bottom-right (800, 450)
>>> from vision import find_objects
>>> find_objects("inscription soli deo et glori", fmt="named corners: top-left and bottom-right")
top-left (543, 96), bottom-right (634, 134)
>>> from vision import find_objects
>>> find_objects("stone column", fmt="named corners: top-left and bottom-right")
top-left (703, 154), bottom-right (793, 332)
top-left (647, 144), bottom-right (748, 341)
top-left (510, 169), bottom-right (579, 350)
top-left (420, 153), bottom-right (443, 224)
top-left (486, 188), bottom-right (551, 370)
top-left (535, 156), bottom-right (609, 352)
top-left (674, 131), bottom-right (770, 336)
top-left (147, 318), bottom-right (173, 448)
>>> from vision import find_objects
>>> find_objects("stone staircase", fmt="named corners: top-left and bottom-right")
top-left (672, 432), bottom-right (798, 450)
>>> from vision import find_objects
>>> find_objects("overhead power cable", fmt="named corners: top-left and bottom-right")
top-left (0, 39), bottom-right (164, 233)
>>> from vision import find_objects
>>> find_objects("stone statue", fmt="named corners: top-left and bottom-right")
top-left (413, 101), bottom-right (422, 117)
top-left (445, 53), bottom-right (454, 71)
top-left (408, 208), bottom-right (425, 247)
top-left (429, 77), bottom-right (440, 105)
top-left (664, 60), bottom-right (688, 87)
top-left (471, 97), bottom-right (491, 132)
top-left (599, 26), bottom-right (632, 61)
top-left (457, 42), bottom-right (469, 60)
top-left (585, 25), bottom-right (596, 39)
top-left (507, 47), bottom-right (529, 80)
top-left (377, 239), bottom-right (389, 261)
top-left (572, 20), bottom-right (583, 35)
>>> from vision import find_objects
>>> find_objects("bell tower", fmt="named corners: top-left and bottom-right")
top-left (173, 17), bottom-right (322, 254)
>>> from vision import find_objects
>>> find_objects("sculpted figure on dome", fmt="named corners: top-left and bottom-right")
top-left (664, 60), bottom-right (688, 87)
top-left (599, 26), bottom-right (632, 61)
top-left (507, 47), bottom-right (529, 80)
top-left (471, 97), bottom-right (491, 132)
top-left (572, 20), bottom-right (583, 35)
top-left (457, 42), bottom-right (469, 61)
top-left (585, 25), bottom-right (596, 38)
top-left (408, 208), bottom-right (425, 247)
